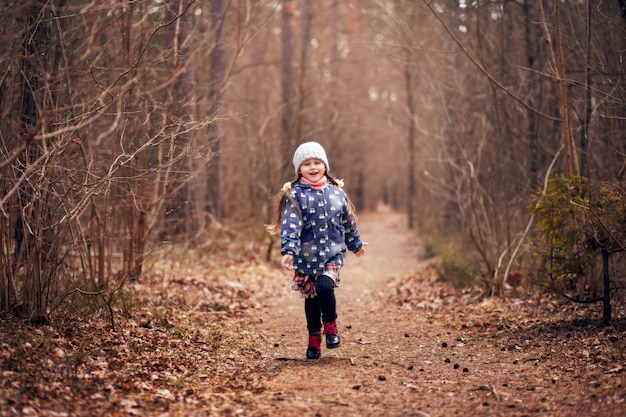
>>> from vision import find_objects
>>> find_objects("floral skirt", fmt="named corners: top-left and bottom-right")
top-left (291, 263), bottom-right (341, 299)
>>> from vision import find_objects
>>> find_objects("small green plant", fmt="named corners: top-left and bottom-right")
top-left (528, 175), bottom-right (626, 324)
top-left (436, 257), bottom-right (482, 289)
top-left (431, 236), bottom-right (483, 290)
top-left (423, 242), bottom-right (437, 260)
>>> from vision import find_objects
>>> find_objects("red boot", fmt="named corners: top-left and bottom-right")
top-left (306, 333), bottom-right (321, 359)
top-left (324, 321), bottom-right (341, 349)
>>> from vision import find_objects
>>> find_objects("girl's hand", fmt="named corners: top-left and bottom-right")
top-left (354, 242), bottom-right (368, 257)
top-left (281, 254), bottom-right (294, 270)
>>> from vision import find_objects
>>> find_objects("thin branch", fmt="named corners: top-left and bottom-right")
top-left (0, 142), bottom-right (29, 170)
top-left (500, 145), bottom-right (563, 293)
top-left (538, 282), bottom-right (604, 304)
top-left (0, 150), bottom-right (51, 218)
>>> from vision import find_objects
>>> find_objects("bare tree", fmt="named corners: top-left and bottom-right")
top-left (280, 0), bottom-right (296, 178)
top-left (206, 0), bottom-right (227, 219)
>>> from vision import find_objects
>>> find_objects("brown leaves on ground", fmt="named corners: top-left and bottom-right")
top-left (0, 262), bottom-right (271, 417)
top-left (387, 268), bottom-right (626, 416)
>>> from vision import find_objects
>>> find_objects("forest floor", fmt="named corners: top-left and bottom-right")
top-left (1, 207), bottom-right (626, 417)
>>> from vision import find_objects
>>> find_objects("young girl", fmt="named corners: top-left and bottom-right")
top-left (267, 142), bottom-right (366, 360)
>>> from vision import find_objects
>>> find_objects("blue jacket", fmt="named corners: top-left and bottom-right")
top-left (280, 181), bottom-right (363, 275)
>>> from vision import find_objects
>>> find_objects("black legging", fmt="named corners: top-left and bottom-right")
top-left (304, 275), bottom-right (337, 334)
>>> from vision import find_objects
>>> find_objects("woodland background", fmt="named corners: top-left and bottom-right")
top-left (1, 0), bottom-right (626, 325)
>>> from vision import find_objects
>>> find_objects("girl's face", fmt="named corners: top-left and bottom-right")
top-left (299, 158), bottom-right (326, 183)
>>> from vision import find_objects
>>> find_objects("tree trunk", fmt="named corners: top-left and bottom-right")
top-left (207, 0), bottom-right (226, 218)
top-left (538, 0), bottom-right (580, 177)
top-left (15, 0), bottom-right (51, 321)
top-left (404, 51), bottom-right (416, 229)
top-left (579, 0), bottom-right (592, 179)
top-left (166, 0), bottom-right (195, 235)
top-left (293, 0), bottom-right (311, 145)
top-left (601, 247), bottom-right (611, 325)
top-left (280, 0), bottom-right (295, 177)
top-left (524, 1), bottom-right (541, 189)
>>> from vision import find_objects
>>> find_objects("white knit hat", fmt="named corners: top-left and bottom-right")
top-left (292, 142), bottom-right (330, 174)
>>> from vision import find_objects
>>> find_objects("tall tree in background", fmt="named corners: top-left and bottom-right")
top-left (165, 0), bottom-right (197, 236)
top-left (10, 0), bottom-right (55, 322)
top-left (538, 0), bottom-right (579, 177)
top-left (206, 0), bottom-right (227, 219)
top-left (293, 0), bottom-right (311, 146)
top-left (397, 3), bottom-right (419, 229)
top-left (280, 0), bottom-right (296, 177)
top-left (522, 0), bottom-right (543, 189)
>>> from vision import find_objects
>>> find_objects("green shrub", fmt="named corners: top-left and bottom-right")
top-left (436, 256), bottom-right (482, 289)
top-left (430, 236), bottom-right (482, 289)
top-left (528, 175), bottom-right (626, 323)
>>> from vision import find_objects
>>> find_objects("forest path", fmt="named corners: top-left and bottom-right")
top-left (246, 206), bottom-right (623, 417)
top-left (250, 206), bottom-right (464, 416)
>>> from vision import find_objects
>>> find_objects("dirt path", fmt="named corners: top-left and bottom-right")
top-left (247, 207), bottom-right (625, 417)
top-left (250, 207), bottom-right (428, 416)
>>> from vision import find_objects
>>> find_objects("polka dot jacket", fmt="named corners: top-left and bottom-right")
top-left (280, 181), bottom-right (363, 275)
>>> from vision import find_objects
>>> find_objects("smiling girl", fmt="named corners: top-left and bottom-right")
top-left (267, 142), bottom-right (366, 359)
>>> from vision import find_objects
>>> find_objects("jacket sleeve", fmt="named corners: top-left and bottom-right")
top-left (341, 194), bottom-right (363, 253)
top-left (279, 194), bottom-right (303, 256)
